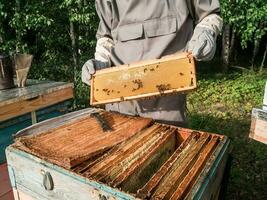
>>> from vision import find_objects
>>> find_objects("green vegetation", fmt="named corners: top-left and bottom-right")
top-left (0, 0), bottom-right (98, 106)
top-left (188, 70), bottom-right (267, 199)
top-left (220, 0), bottom-right (267, 70)
top-left (221, 0), bottom-right (267, 48)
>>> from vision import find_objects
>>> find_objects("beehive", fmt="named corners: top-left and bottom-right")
top-left (90, 53), bottom-right (196, 105)
top-left (7, 109), bottom-right (230, 200)
top-left (250, 108), bottom-right (267, 144)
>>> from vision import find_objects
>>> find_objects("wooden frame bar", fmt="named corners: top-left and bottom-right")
top-left (151, 134), bottom-right (210, 199)
top-left (111, 129), bottom-right (176, 189)
top-left (87, 124), bottom-right (162, 178)
top-left (137, 133), bottom-right (199, 199)
top-left (169, 136), bottom-right (219, 200)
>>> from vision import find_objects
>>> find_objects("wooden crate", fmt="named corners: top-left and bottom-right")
top-left (249, 108), bottom-right (267, 144)
top-left (6, 108), bottom-right (230, 200)
top-left (91, 53), bottom-right (196, 105)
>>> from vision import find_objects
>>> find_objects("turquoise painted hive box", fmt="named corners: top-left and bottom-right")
top-left (6, 108), bottom-right (230, 200)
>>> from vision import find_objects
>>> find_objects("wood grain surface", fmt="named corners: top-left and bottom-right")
top-left (0, 80), bottom-right (73, 121)
top-left (13, 111), bottom-right (152, 169)
top-left (90, 53), bottom-right (196, 105)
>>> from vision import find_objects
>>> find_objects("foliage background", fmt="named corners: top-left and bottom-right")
top-left (1, 0), bottom-right (267, 199)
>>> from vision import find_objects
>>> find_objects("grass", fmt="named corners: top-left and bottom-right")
top-left (187, 69), bottom-right (267, 200)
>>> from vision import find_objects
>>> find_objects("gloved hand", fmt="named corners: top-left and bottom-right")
top-left (187, 14), bottom-right (223, 61)
top-left (82, 37), bottom-right (114, 85)
top-left (82, 59), bottom-right (109, 85)
top-left (187, 27), bottom-right (216, 61)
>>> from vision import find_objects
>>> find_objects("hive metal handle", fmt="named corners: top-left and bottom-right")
top-left (42, 171), bottom-right (54, 191)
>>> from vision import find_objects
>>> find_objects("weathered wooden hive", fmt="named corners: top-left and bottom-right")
top-left (6, 109), bottom-right (230, 200)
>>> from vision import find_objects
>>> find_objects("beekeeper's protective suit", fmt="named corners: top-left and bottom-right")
top-left (82, 0), bottom-right (222, 126)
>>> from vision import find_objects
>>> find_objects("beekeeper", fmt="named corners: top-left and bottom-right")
top-left (82, 0), bottom-right (222, 126)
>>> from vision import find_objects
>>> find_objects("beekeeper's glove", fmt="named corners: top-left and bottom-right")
top-left (187, 14), bottom-right (223, 61)
top-left (82, 59), bottom-right (109, 85)
top-left (82, 37), bottom-right (114, 85)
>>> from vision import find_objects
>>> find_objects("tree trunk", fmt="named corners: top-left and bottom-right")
top-left (70, 21), bottom-right (79, 108)
top-left (229, 28), bottom-right (236, 65)
top-left (251, 21), bottom-right (264, 70)
top-left (260, 40), bottom-right (267, 72)
top-left (15, 0), bottom-right (21, 53)
top-left (222, 24), bottom-right (231, 72)
top-left (0, 30), bottom-right (3, 43)
top-left (251, 39), bottom-right (261, 70)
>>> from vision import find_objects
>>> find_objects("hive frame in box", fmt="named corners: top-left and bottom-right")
top-left (90, 53), bottom-right (196, 105)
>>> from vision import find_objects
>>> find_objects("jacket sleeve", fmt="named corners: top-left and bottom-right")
top-left (95, 0), bottom-right (113, 39)
top-left (186, 0), bottom-right (221, 24)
